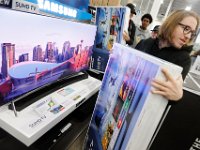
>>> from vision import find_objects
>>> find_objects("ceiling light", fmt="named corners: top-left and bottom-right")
top-left (185, 6), bottom-right (191, 11)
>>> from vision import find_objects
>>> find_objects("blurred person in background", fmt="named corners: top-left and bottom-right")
top-left (151, 25), bottom-right (160, 39)
top-left (123, 3), bottom-right (137, 47)
top-left (133, 13), bottom-right (153, 47)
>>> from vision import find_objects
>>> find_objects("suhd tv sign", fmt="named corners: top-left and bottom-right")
top-left (0, 0), bottom-right (12, 8)
top-left (12, 0), bottom-right (39, 13)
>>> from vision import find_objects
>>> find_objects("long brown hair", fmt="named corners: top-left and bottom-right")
top-left (159, 10), bottom-right (199, 44)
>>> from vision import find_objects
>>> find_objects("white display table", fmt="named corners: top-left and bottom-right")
top-left (0, 76), bottom-right (101, 146)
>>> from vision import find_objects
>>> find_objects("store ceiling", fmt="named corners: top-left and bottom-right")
top-left (132, 0), bottom-right (200, 20)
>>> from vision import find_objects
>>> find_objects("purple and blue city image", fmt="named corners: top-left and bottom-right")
top-left (0, 41), bottom-right (92, 105)
top-left (0, 8), bottom-right (96, 106)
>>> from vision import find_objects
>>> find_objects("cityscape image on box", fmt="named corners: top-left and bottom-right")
top-left (0, 8), bottom-right (96, 106)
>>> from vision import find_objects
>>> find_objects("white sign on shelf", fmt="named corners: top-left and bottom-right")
top-left (12, 0), bottom-right (39, 13)
top-left (190, 56), bottom-right (200, 75)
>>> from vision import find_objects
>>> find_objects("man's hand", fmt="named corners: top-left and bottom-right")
top-left (123, 31), bottom-right (130, 42)
top-left (151, 68), bottom-right (183, 101)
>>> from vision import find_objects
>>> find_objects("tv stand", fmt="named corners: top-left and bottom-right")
top-left (0, 75), bottom-right (101, 146)
top-left (9, 72), bottom-right (88, 112)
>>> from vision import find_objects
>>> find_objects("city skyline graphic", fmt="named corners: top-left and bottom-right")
top-left (0, 8), bottom-right (96, 69)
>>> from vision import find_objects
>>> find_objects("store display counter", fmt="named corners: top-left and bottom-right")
top-left (0, 76), bottom-right (101, 147)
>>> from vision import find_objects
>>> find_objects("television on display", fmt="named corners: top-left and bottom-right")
top-left (89, 6), bottom-right (129, 72)
top-left (0, 8), bottom-right (96, 106)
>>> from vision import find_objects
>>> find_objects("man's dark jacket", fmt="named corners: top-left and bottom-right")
top-left (126, 20), bottom-right (136, 46)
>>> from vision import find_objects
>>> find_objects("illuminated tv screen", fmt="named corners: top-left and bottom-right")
top-left (0, 8), bottom-right (96, 106)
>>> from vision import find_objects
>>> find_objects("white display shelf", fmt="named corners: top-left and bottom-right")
top-left (0, 76), bottom-right (101, 146)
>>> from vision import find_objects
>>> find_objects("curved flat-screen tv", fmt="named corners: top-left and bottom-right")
top-left (0, 8), bottom-right (97, 106)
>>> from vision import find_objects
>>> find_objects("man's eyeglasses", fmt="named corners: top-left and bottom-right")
top-left (178, 23), bottom-right (197, 39)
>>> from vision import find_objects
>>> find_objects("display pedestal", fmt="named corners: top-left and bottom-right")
top-left (10, 101), bottom-right (18, 117)
top-left (0, 75), bottom-right (101, 146)
top-left (8, 72), bottom-right (88, 112)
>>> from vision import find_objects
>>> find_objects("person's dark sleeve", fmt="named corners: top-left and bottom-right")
top-left (135, 39), bottom-right (146, 51)
top-left (135, 40), bottom-right (142, 49)
top-left (126, 23), bottom-right (136, 46)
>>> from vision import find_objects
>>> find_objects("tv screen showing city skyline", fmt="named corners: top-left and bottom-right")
top-left (0, 8), bottom-right (97, 106)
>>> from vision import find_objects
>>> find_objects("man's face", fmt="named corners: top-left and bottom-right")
top-left (141, 18), bottom-right (150, 29)
top-left (171, 16), bottom-right (197, 49)
top-left (151, 31), bottom-right (158, 39)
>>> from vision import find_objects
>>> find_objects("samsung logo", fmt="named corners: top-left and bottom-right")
top-left (37, 0), bottom-right (77, 18)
